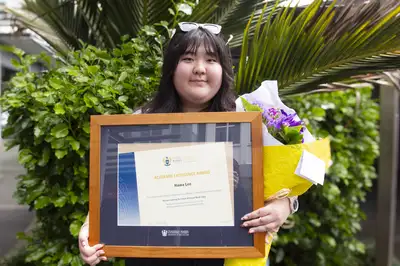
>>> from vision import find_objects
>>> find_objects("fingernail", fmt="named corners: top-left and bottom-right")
top-left (242, 223), bottom-right (248, 227)
top-left (241, 216), bottom-right (248, 220)
top-left (249, 229), bottom-right (254, 233)
top-left (100, 251), bottom-right (105, 255)
top-left (102, 257), bottom-right (108, 261)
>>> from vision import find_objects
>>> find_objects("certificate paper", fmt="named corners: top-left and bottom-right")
top-left (117, 142), bottom-right (234, 227)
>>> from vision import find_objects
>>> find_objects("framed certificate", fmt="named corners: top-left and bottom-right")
top-left (89, 112), bottom-right (264, 259)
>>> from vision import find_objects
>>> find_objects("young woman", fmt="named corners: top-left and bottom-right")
top-left (79, 22), bottom-right (296, 266)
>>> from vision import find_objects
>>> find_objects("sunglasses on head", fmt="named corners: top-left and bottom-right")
top-left (178, 22), bottom-right (222, 35)
top-left (173, 22), bottom-right (233, 45)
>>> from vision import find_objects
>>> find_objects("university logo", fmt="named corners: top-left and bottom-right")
top-left (160, 229), bottom-right (189, 237)
top-left (163, 157), bottom-right (171, 166)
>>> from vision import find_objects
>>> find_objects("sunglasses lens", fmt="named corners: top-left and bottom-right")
top-left (203, 24), bottom-right (221, 34)
top-left (180, 22), bottom-right (198, 32)
top-left (178, 22), bottom-right (221, 34)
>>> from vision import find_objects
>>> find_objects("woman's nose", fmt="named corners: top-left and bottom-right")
top-left (193, 62), bottom-right (206, 75)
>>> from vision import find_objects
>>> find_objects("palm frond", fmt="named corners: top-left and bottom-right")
top-left (235, 0), bottom-right (400, 96)
top-left (188, 0), bottom-right (284, 47)
top-left (283, 51), bottom-right (400, 95)
top-left (5, 0), bottom-right (283, 54)
top-left (4, 5), bottom-right (70, 56)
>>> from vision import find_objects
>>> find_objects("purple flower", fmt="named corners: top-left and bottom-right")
top-left (248, 101), bottom-right (305, 144)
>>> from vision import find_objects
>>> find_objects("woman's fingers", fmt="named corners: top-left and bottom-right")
top-left (241, 215), bottom-right (275, 229)
top-left (241, 206), bottom-right (270, 221)
top-left (87, 249), bottom-right (106, 265)
top-left (248, 223), bottom-right (279, 233)
top-left (80, 243), bottom-right (104, 258)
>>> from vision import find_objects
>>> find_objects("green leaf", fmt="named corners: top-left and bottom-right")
top-left (71, 256), bottom-right (84, 266)
top-left (49, 78), bottom-right (64, 90)
top-left (34, 196), bottom-right (51, 209)
top-left (178, 3), bottom-right (192, 15)
top-left (82, 121), bottom-right (90, 134)
top-left (43, 257), bottom-right (53, 264)
top-left (283, 125), bottom-right (303, 144)
top-left (83, 92), bottom-right (99, 107)
top-left (38, 147), bottom-right (50, 166)
top-left (323, 235), bottom-right (337, 248)
top-left (335, 125), bottom-right (344, 132)
top-left (87, 65), bottom-right (100, 75)
top-left (118, 95), bottom-right (129, 102)
top-left (55, 149), bottom-right (68, 159)
top-left (77, 149), bottom-right (86, 158)
top-left (70, 194), bottom-right (79, 204)
top-left (118, 71), bottom-right (128, 82)
top-left (58, 252), bottom-right (73, 266)
top-left (51, 123), bottom-right (69, 138)
top-left (75, 75), bottom-right (89, 83)
top-left (16, 232), bottom-right (29, 240)
top-left (11, 58), bottom-right (22, 68)
top-left (311, 107), bottom-right (326, 118)
top-left (0, 45), bottom-right (25, 58)
top-left (79, 165), bottom-right (88, 176)
top-left (69, 220), bottom-right (82, 237)
top-left (26, 248), bottom-right (46, 262)
top-left (67, 136), bottom-right (80, 151)
top-left (54, 196), bottom-right (68, 207)
top-left (240, 97), bottom-right (262, 112)
top-left (34, 126), bottom-right (43, 138)
top-left (18, 149), bottom-right (33, 164)
top-left (25, 183), bottom-right (46, 203)
top-left (54, 103), bottom-right (66, 115)
top-left (51, 138), bottom-right (67, 149)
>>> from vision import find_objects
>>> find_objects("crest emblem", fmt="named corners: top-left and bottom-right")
top-left (163, 157), bottom-right (171, 166)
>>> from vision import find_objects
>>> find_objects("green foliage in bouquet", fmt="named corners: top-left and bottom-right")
top-left (240, 97), bottom-right (305, 145)
top-left (271, 87), bottom-right (379, 266)
top-left (0, 27), bottom-right (163, 265)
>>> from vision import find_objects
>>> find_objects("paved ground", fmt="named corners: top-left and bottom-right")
top-left (0, 140), bottom-right (35, 258)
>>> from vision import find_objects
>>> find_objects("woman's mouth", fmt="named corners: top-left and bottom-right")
top-left (190, 80), bottom-right (207, 84)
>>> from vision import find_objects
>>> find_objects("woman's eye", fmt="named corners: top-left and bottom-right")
top-left (208, 58), bottom-right (217, 63)
top-left (182, 57), bottom-right (193, 62)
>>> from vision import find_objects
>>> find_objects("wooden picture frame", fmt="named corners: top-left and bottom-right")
top-left (89, 112), bottom-right (264, 259)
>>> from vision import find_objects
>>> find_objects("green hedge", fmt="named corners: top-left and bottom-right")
top-left (1, 28), bottom-right (379, 265)
top-left (271, 88), bottom-right (379, 266)
top-left (0, 28), bottom-right (163, 266)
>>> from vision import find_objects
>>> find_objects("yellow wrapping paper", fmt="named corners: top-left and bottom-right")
top-left (224, 137), bottom-right (331, 266)
top-left (264, 137), bottom-right (331, 199)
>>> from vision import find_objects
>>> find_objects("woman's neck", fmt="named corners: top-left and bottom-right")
top-left (182, 103), bottom-right (208, 113)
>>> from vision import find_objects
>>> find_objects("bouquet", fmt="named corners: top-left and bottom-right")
top-left (225, 81), bottom-right (331, 266)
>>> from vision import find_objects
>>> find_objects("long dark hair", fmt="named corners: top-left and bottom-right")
top-left (143, 26), bottom-right (236, 113)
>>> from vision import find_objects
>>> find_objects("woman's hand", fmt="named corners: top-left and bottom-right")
top-left (78, 222), bottom-right (107, 265)
top-left (241, 198), bottom-right (291, 235)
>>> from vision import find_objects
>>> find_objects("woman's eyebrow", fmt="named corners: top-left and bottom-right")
top-left (183, 51), bottom-right (196, 56)
top-left (206, 51), bottom-right (218, 58)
